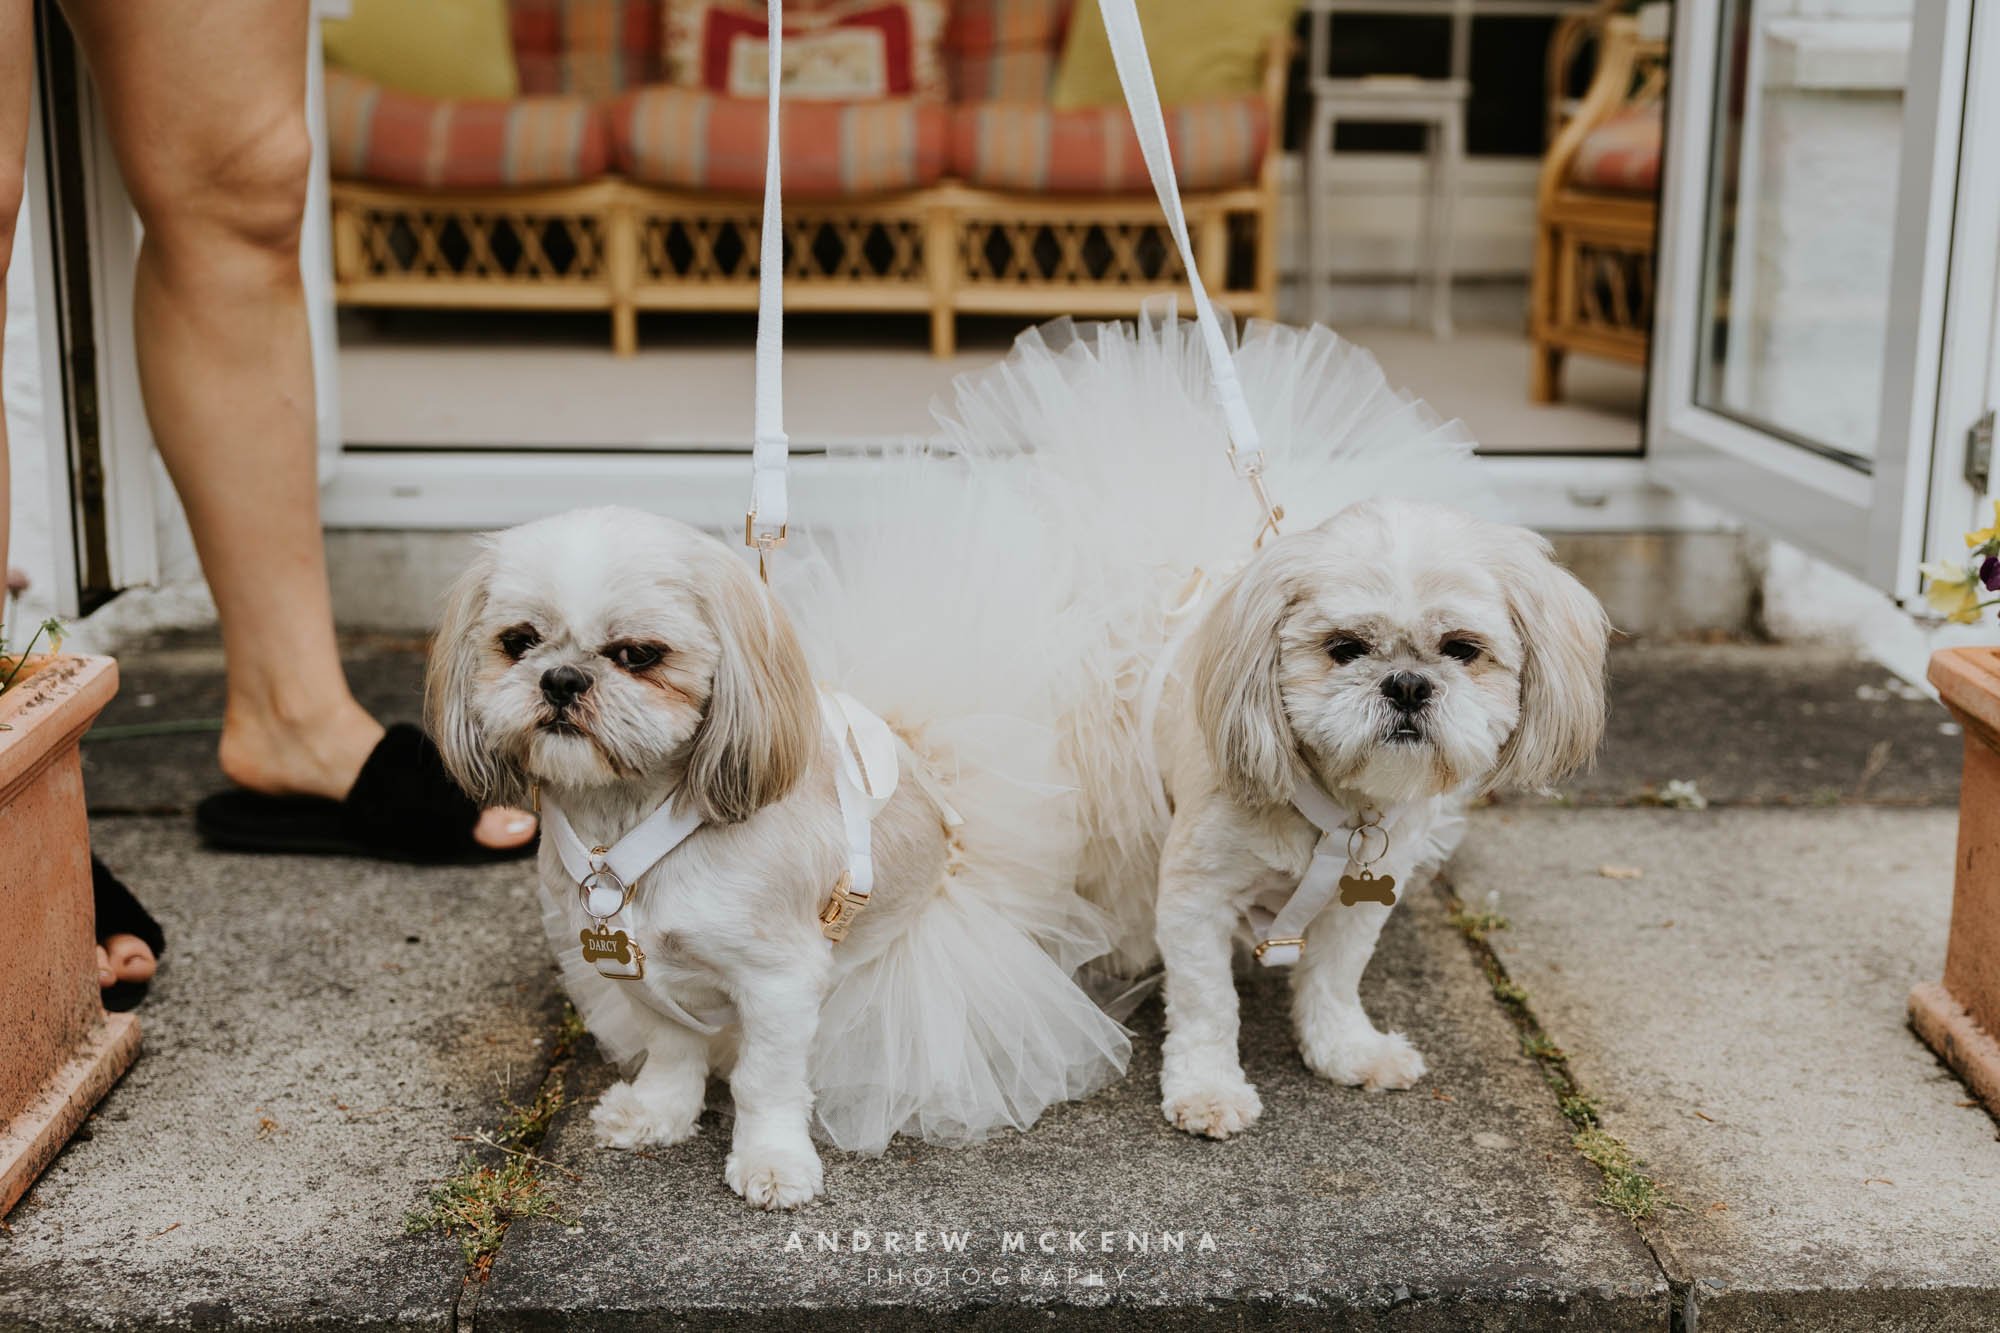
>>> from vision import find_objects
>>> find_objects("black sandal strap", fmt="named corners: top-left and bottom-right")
top-left (337, 723), bottom-right (485, 862)
top-left (92, 855), bottom-right (165, 959)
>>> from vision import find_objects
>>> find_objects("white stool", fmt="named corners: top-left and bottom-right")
top-left (1301, 1), bottom-right (1472, 337)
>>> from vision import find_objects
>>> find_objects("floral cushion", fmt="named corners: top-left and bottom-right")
top-left (950, 95), bottom-right (1266, 194)
top-left (608, 84), bottom-right (949, 195)
top-left (1569, 104), bottom-right (1661, 194)
top-left (942, 0), bottom-right (1071, 101)
top-left (663, 0), bottom-right (947, 100)
top-left (325, 66), bottom-right (611, 188)
top-left (510, 0), bottom-right (665, 97)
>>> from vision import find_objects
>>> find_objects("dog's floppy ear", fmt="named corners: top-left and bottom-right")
top-left (425, 540), bottom-right (530, 808)
top-left (1487, 529), bottom-right (1609, 793)
top-left (1191, 542), bottom-right (1300, 809)
top-left (682, 550), bottom-right (817, 825)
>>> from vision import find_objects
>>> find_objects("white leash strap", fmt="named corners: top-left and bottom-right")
top-left (746, 0), bottom-right (788, 565)
top-left (1246, 776), bottom-right (1410, 969)
top-left (543, 796), bottom-right (723, 1034)
top-left (1095, 0), bottom-right (1276, 539)
top-left (815, 688), bottom-right (900, 941)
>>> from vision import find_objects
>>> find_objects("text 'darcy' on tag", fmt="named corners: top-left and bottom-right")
top-left (580, 924), bottom-right (646, 981)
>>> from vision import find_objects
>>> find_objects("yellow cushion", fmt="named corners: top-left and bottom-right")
top-left (323, 0), bottom-right (520, 101)
top-left (1050, 0), bottom-right (1295, 111)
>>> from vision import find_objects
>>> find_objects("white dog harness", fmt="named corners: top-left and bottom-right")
top-left (542, 686), bottom-right (899, 1033)
top-left (1246, 776), bottom-right (1414, 968)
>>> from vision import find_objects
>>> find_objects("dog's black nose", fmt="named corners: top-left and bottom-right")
top-left (1380, 671), bottom-right (1434, 713)
top-left (540, 664), bottom-right (591, 708)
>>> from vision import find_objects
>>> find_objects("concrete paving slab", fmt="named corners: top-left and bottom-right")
top-left (477, 885), bottom-right (1667, 1331)
top-left (1550, 644), bottom-right (1960, 809)
top-left (0, 818), bottom-right (559, 1332)
top-left (79, 635), bottom-right (430, 815)
top-left (1455, 808), bottom-right (2000, 1331)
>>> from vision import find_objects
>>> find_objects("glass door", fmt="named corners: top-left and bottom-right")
top-left (1648, 0), bottom-right (1987, 597)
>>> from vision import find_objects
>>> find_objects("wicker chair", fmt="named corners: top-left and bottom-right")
top-left (1528, 9), bottom-right (1665, 402)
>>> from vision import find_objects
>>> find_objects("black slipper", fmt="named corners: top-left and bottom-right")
top-left (94, 855), bottom-right (164, 1013)
top-left (193, 723), bottom-right (536, 865)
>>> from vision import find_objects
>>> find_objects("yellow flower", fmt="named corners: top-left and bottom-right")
top-left (1964, 500), bottom-right (2000, 548)
top-left (1921, 559), bottom-right (1985, 623)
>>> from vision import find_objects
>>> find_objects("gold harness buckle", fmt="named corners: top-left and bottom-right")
top-left (818, 873), bottom-right (868, 942)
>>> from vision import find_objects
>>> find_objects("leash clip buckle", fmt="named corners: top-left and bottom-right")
top-left (1228, 448), bottom-right (1284, 548)
top-left (745, 511), bottom-right (788, 582)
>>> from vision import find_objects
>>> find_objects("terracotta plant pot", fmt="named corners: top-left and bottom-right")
top-left (0, 654), bottom-right (139, 1217)
top-left (1911, 647), bottom-right (2000, 1117)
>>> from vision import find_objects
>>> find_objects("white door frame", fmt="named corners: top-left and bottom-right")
top-left (1646, 0), bottom-right (1975, 597)
top-left (27, 6), bottom-right (159, 616)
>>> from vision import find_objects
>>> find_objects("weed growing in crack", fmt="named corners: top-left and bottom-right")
top-left (405, 1004), bottom-right (584, 1279)
top-left (1573, 1127), bottom-right (1666, 1220)
top-left (1439, 881), bottom-right (1668, 1222)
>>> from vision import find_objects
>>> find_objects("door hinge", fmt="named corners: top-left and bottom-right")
top-left (1966, 409), bottom-right (1995, 492)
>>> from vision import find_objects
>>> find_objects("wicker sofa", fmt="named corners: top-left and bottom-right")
top-left (324, 0), bottom-right (1284, 356)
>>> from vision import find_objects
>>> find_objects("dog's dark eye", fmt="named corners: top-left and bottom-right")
top-left (606, 642), bottom-right (665, 671)
top-left (498, 625), bottom-right (540, 661)
top-left (1441, 638), bottom-right (1482, 663)
top-left (1328, 637), bottom-right (1370, 665)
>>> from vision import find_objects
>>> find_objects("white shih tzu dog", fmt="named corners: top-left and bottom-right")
top-left (1145, 498), bottom-right (1607, 1137)
top-left (927, 307), bottom-right (1607, 1141)
top-left (426, 504), bottom-right (1128, 1208)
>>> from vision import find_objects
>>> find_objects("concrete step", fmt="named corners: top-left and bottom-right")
top-left (1458, 807), bottom-right (2000, 1330)
top-left (474, 887), bottom-right (1668, 1330)
top-left (4, 638), bottom-right (1989, 1329)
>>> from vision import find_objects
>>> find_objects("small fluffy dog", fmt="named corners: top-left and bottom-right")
top-left (1141, 498), bottom-right (1608, 1137)
top-left (426, 506), bottom-right (1127, 1208)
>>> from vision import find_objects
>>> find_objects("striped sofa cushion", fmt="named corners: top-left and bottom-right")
top-left (1569, 105), bottom-right (1661, 194)
top-left (325, 66), bottom-right (612, 188)
top-left (511, 0), bottom-right (664, 98)
top-left (951, 96), bottom-right (1266, 194)
top-left (943, 0), bottom-right (1070, 101)
top-left (609, 85), bottom-right (948, 195)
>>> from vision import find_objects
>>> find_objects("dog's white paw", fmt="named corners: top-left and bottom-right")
top-left (590, 1078), bottom-right (702, 1150)
top-left (1161, 1077), bottom-right (1263, 1139)
top-left (724, 1138), bottom-right (824, 1210)
top-left (1305, 1028), bottom-right (1428, 1091)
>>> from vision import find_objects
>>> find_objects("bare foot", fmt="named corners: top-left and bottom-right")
top-left (219, 695), bottom-right (535, 850)
top-left (97, 933), bottom-right (157, 989)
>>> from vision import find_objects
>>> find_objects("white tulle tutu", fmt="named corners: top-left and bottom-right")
top-left (768, 450), bottom-right (1130, 1154)
top-left (929, 302), bottom-right (1481, 970)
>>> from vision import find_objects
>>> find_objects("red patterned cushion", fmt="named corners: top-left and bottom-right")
top-left (944, 0), bottom-right (1071, 101)
top-left (663, 0), bottom-right (946, 100)
top-left (609, 84), bottom-right (948, 195)
top-left (511, 0), bottom-right (664, 97)
top-left (325, 66), bottom-right (611, 187)
top-left (1569, 105), bottom-right (1661, 194)
top-left (950, 96), bottom-right (1266, 194)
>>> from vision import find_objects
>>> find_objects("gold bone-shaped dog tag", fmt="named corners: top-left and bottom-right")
top-left (580, 924), bottom-right (647, 981)
top-left (1338, 871), bottom-right (1398, 907)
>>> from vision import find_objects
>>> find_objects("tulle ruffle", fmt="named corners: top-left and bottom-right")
top-left (773, 450), bottom-right (1131, 1151)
